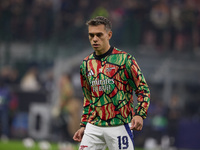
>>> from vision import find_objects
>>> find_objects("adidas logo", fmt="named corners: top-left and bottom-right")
top-left (88, 70), bottom-right (94, 76)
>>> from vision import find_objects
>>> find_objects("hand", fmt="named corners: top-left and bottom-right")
top-left (73, 127), bottom-right (85, 142)
top-left (130, 116), bottom-right (143, 131)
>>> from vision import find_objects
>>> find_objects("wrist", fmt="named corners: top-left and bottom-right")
top-left (134, 115), bottom-right (144, 120)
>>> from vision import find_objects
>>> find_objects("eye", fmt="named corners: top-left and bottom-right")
top-left (96, 33), bottom-right (102, 37)
top-left (89, 34), bottom-right (94, 38)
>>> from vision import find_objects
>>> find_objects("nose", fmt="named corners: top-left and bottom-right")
top-left (93, 35), bottom-right (98, 42)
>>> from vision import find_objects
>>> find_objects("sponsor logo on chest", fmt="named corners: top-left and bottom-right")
top-left (90, 78), bottom-right (114, 92)
top-left (87, 67), bottom-right (115, 92)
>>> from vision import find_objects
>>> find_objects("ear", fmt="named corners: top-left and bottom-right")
top-left (108, 31), bottom-right (112, 40)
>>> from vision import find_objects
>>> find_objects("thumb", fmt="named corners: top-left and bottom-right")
top-left (130, 118), bottom-right (135, 130)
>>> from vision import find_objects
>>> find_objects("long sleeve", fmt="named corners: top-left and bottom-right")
top-left (80, 61), bottom-right (92, 127)
top-left (125, 55), bottom-right (150, 119)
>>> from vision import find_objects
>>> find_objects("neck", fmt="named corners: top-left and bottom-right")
top-left (95, 45), bottom-right (110, 56)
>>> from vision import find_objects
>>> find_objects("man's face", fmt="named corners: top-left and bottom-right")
top-left (88, 24), bottom-right (112, 55)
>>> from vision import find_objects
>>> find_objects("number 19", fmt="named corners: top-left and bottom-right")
top-left (117, 136), bottom-right (129, 149)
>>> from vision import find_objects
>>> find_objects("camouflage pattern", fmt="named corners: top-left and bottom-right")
top-left (80, 47), bottom-right (150, 127)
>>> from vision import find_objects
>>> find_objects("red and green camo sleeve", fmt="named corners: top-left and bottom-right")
top-left (80, 61), bottom-right (92, 127)
top-left (125, 55), bottom-right (150, 119)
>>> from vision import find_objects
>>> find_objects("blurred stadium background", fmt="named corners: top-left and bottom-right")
top-left (0, 0), bottom-right (200, 150)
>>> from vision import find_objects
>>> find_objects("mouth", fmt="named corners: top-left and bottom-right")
top-left (93, 44), bottom-right (99, 48)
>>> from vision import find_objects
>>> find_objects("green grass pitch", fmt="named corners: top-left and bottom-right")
top-left (0, 140), bottom-right (143, 150)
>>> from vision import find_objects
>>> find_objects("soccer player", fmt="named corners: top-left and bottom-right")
top-left (73, 16), bottom-right (150, 150)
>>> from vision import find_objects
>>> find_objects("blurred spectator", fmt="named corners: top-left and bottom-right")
top-left (143, 97), bottom-right (168, 146)
top-left (122, 0), bottom-right (149, 47)
top-left (10, 0), bottom-right (25, 40)
top-left (0, 66), bottom-right (19, 87)
top-left (91, 1), bottom-right (109, 18)
top-left (20, 66), bottom-right (42, 91)
top-left (0, 76), bottom-right (11, 139)
top-left (52, 73), bottom-right (81, 141)
top-left (195, 0), bottom-right (200, 52)
top-left (166, 94), bottom-right (182, 146)
top-left (0, 0), bottom-right (12, 41)
top-left (0, 66), bottom-right (12, 85)
top-left (170, 1), bottom-right (183, 51)
top-left (42, 69), bottom-right (54, 93)
top-left (150, 0), bottom-right (170, 51)
top-left (180, 0), bottom-right (199, 51)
